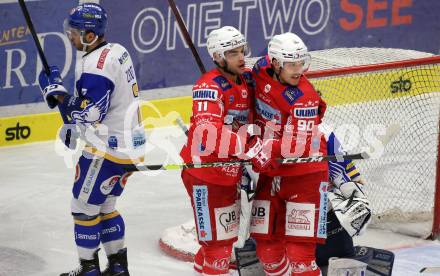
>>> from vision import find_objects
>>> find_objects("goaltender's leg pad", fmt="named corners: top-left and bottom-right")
top-left (327, 257), bottom-right (367, 276)
top-left (235, 238), bottom-right (265, 276)
top-left (353, 246), bottom-right (394, 276)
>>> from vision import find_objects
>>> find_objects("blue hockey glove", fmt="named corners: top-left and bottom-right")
top-left (38, 66), bottom-right (68, 109)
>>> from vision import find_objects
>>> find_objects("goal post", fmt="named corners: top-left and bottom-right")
top-left (433, 126), bottom-right (440, 240)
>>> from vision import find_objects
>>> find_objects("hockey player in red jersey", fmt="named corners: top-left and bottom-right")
top-left (248, 33), bottom-right (328, 276)
top-left (179, 26), bottom-right (260, 275)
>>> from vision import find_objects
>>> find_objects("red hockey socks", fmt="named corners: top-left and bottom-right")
top-left (202, 245), bottom-right (232, 275)
top-left (194, 247), bottom-right (204, 274)
top-left (256, 240), bottom-right (290, 276)
top-left (285, 242), bottom-right (320, 276)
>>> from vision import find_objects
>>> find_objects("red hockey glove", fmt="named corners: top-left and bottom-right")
top-left (243, 135), bottom-right (263, 159)
top-left (250, 139), bottom-right (280, 173)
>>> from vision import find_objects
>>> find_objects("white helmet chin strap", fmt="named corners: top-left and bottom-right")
top-left (80, 30), bottom-right (99, 52)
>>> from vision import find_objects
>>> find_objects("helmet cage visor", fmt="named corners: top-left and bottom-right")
top-left (270, 48), bottom-right (311, 73)
top-left (280, 52), bottom-right (311, 73)
top-left (63, 19), bottom-right (82, 39)
top-left (63, 18), bottom-right (99, 48)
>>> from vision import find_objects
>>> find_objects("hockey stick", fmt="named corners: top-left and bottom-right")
top-left (126, 152), bottom-right (370, 172)
top-left (18, 0), bottom-right (72, 145)
top-left (127, 123), bottom-right (400, 172)
top-left (420, 267), bottom-right (440, 273)
top-left (167, 0), bottom-right (206, 74)
top-left (175, 117), bottom-right (189, 136)
top-left (18, 0), bottom-right (50, 74)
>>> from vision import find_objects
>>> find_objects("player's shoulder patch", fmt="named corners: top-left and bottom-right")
top-left (193, 88), bottom-right (218, 101)
top-left (242, 71), bottom-right (255, 88)
top-left (97, 48), bottom-right (111, 69)
top-left (253, 56), bottom-right (268, 73)
top-left (242, 71), bottom-right (252, 79)
top-left (117, 51), bottom-right (130, 65)
top-left (282, 86), bottom-right (304, 105)
top-left (212, 75), bottom-right (232, 91)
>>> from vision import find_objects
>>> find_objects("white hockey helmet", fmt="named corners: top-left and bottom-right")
top-left (268, 32), bottom-right (311, 70)
top-left (207, 26), bottom-right (247, 60)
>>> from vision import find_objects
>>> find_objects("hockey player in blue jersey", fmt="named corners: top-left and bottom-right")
top-left (38, 3), bottom-right (145, 276)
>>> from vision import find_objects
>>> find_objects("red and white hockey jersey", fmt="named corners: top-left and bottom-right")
top-left (252, 55), bottom-right (328, 176)
top-left (180, 68), bottom-right (253, 185)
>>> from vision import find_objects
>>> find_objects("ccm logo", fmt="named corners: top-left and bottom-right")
top-left (5, 122), bottom-right (31, 141)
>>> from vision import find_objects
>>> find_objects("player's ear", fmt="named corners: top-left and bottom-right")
top-left (213, 52), bottom-right (224, 65)
top-left (272, 58), bottom-right (281, 71)
top-left (85, 32), bottom-right (97, 44)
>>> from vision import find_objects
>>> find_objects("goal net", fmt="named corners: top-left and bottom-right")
top-left (302, 48), bottom-right (440, 238)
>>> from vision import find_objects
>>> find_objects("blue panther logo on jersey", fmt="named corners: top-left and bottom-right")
top-left (71, 90), bottom-right (110, 124)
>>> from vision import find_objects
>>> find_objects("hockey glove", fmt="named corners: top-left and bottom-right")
top-left (243, 136), bottom-right (263, 159)
top-left (250, 139), bottom-right (280, 173)
top-left (338, 181), bottom-right (367, 200)
top-left (38, 66), bottom-right (68, 109)
top-left (329, 183), bottom-right (372, 237)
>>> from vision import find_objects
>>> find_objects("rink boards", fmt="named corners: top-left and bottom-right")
top-left (0, 63), bottom-right (439, 147)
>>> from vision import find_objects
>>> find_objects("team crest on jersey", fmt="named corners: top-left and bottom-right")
top-left (241, 89), bottom-right (247, 98)
top-left (193, 89), bottom-right (218, 101)
top-left (282, 87), bottom-right (303, 105)
top-left (213, 76), bottom-right (232, 91)
top-left (71, 91), bottom-right (110, 123)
